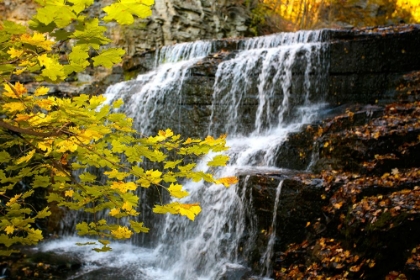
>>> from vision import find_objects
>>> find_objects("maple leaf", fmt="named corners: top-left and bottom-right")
top-left (153, 202), bottom-right (201, 221)
top-left (65, 190), bottom-right (74, 197)
top-left (111, 226), bottom-right (132, 239)
top-left (6, 194), bottom-right (22, 206)
top-left (26, 228), bottom-right (44, 244)
top-left (36, 207), bottom-right (51, 219)
top-left (110, 181), bottom-right (137, 193)
top-left (207, 155), bottom-right (230, 167)
top-left (146, 169), bottom-right (162, 185)
top-left (129, 220), bottom-right (149, 233)
top-left (71, 19), bottom-right (110, 49)
top-left (103, 0), bottom-right (154, 25)
top-left (109, 208), bottom-right (120, 217)
top-left (104, 169), bottom-right (129, 180)
top-left (67, 0), bottom-right (94, 14)
top-left (33, 1), bottom-right (75, 28)
top-left (3, 82), bottom-right (27, 98)
top-left (178, 203), bottom-right (201, 221)
top-left (56, 139), bottom-right (78, 153)
top-left (92, 48), bottom-right (125, 68)
top-left (64, 45), bottom-right (90, 75)
top-left (2, 102), bottom-right (26, 113)
top-left (16, 150), bottom-right (36, 165)
top-left (15, 114), bottom-right (33, 122)
top-left (168, 183), bottom-right (189, 199)
top-left (215, 176), bottom-right (238, 187)
top-left (38, 54), bottom-right (66, 81)
top-left (35, 99), bottom-right (55, 111)
top-left (1, 20), bottom-right (27, 35)
top-left (20, 32), bottom-right (54, 51)
top-left (5, 226), bottom-right (14, 235)
top-left (7, 48), bottom-right (24, 58)
top-left (122, 201), bottom-right (133, 211)
top-left (13, 68), bottom-right (26, 75)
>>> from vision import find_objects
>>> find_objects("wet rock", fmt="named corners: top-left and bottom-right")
top-left (215, 263), bottom-right (251, 280)
top-left (237, 173), bottom-right (327, 275)
top-left (4, 250), bottom-right (82, 280)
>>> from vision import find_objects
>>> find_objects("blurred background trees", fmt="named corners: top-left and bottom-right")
top-left (248, 0), bottom-right (420, 34)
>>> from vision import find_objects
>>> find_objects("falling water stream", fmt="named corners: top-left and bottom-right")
top-left (41, 30), bottom-right (329, 279)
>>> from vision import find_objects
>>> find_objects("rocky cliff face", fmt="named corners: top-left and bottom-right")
top-left (125, 0), bottom-right (249, 53)
top-left (0, 0), bottom-right (250, 54)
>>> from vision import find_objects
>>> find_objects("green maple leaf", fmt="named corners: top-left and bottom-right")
top-left (129, 220), bottom-right (149, 233)
top-left (33, 1), bottom-right (76, 28)
top-left (103, 0), bottom-right (154, 25)
top-left (33, 175), bottom-right (50, 188)
top-left (71, 19), bottom-right (110, 49)
top-left (29, 19), bottom-right (57, 33)
top-left (0, 151), bottom-right (11, 163)
top-left (35, 207), bottom-right (51, 219)
top-left (92, 48), bottom-right (125, 68)
top-left (41, 61), bottom-right (66, 81)
top-left (2, 21), bottom-right (27, 35)
top-left (63, 45), bottom-right (90, 75)
top-left (68, 0), bottom-right (94, 14)
top-left (207, 155), bottom-right (230, 167)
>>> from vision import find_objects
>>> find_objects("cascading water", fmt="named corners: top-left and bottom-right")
top-left (41, 30), bottom-right (329, 279)
top-left (260, 180), bottom-right (284, 277)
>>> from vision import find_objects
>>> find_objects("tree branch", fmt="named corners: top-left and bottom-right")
top-left (0, 119), bottom-right (65, 137)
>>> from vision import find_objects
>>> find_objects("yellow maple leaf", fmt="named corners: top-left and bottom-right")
top-left (128, 209), bottom-right (138, 216)
top-left (37, 54), bottom-right (53, 67)
top-left (34, 99), bottom-right (55, 111)
top-left (65, 190), bottom-right (74, 197)
top-left (19, 60), bottom-right (37, 67)
top-left (7, 47), bottom-right (24, 58)
top-left (16, 149), bottom-right (36, 165)
top-left (3, 82), bottom-right (27, 98)
top-left (168, 183), bottom-right (189, 199)
top-left (2, 102), bottom-right (26, 113)
top-left (56, 139), bottom-right (78, 153)
top-left (21, 32), bottom-right (54, 51)
top-left (215, 176), bottom-right (238, 187)
top-left (177, 203), bottom-right (201, 221)
top-left (109, 208), bottom-right (120, 217)
top-left (153, 202), bottom-right (201, 221)
top-left (111, 226), bottom-right (132, 239)
top-left (110, 181), bottom-right (137, 193)
top-left (104, 169), bottom-right (129, 180)
top-left (122, 201), bottom-right (133, 211)
top-left (158, 129), bottom-right (174, 138)
top-left (14, 68), bottom-right (26, 75)
top-left (37, 139), bottom-right (53, 156)
top-left (34, 86), bottom-right (50, 96)
top-left (5, 225), bottom-right (15, 235)
top-left (6, 194), bottom-right (22, 206)
top-left (78, 129), bottom-right (103, 143)
top-left (145, 169), bottom-right (162, 185)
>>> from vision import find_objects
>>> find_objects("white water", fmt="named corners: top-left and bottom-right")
top-left (41, 31), bottom-right (329, 279)
top-left (260, 180), bottom-right (284, 277)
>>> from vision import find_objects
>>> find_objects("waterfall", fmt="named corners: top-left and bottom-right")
top-left (260, 180), bottom-right (284, 277)
top-left (41, 30), bottom-right (329, 280)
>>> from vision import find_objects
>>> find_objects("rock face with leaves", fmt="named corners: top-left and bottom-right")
top-left (0, 0), bottom-right (237, 256)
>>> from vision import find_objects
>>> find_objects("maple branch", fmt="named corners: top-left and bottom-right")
top-left (0, 119), bottom-right (66, 137)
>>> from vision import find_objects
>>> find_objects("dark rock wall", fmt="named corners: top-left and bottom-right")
top-left (328, 26), bottom-right (420, 105)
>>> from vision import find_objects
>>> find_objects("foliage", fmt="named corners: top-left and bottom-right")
top-left (0, 0), bottom-right (237, 256)
top-left (250, 0), bottom-right (420, 34)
